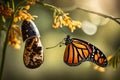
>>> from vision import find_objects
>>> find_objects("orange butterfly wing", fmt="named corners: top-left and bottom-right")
top-left (64, 38), bottom-right (108, 67)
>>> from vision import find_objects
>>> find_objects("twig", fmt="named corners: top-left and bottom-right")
top-left (115, 18), bottom-right (120, 20)
top-left (36, 1), bottom-right (120, 25)
top-left (76, 7), bottom-right (120, 25)
top-left (36, 1), bottom-right (56, 11)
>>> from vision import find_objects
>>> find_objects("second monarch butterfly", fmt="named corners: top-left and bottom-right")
top-left (21, 20), bottom-right (43, 69)
top-left (47, 35), bottom-right (108, 67)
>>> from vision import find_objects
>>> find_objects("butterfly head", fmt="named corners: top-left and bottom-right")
top-left (65, 35), bottom-right (72, 45)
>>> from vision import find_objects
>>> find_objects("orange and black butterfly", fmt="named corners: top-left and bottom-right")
top-left (21, 20), bottom-right (43, 69)
top-left (47, 35), bottom-right (108, 67)
top-left (64, 35), bottom-right (107, 67)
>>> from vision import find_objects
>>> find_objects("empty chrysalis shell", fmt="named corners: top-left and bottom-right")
top-left (21, 20), bottom-right (43, 69)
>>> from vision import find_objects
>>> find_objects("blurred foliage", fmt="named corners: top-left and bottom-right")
top-left (109, 48), bottom-right (120, 69)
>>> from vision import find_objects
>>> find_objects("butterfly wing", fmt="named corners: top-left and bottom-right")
top-left (64, 39), bottom-right (87, 66)
top-left (64, 38), bottom-right (108, 67)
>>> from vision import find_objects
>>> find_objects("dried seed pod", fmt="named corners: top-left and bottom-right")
top-left (21, 20), bottom-right (43, 69)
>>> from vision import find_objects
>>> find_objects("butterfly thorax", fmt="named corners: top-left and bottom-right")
top-left (65, 35), bottom-right (72, 45)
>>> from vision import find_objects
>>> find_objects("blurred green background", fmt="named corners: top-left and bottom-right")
top-left (0, 0), bottom-right (120, 80)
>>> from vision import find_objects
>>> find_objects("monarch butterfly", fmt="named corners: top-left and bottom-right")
top-left (64, 35), bottom-right (108, 67)
top-left (21, 20), bottom-right (43, 69)
top-left (47, 35), bottom-right (108, 67)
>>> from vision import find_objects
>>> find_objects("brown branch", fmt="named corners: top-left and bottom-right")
top-left (115, 18), bottom-right (120, 19)
top-left (76, 7), bottom-right (120, 25)
top-left (36, 1), bottom-right (120, 25)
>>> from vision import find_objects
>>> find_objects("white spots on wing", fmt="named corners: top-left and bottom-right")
top-left (92, 46), bottom-right (95, 52)
top-left (101, 54), bottom-right (104, 57)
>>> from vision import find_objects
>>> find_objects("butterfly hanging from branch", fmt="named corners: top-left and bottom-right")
top-left (47, 35), bottom-right (108, 67)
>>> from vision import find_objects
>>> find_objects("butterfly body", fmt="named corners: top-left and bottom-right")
top-left (21, 20), bottom-right (43, 69)
top-left (64, 35), bottom-right (108, 67)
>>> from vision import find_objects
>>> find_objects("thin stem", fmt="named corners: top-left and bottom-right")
top-left (0, 14), bottom-right (14, 80)
top-left (37, 1), bottom-right (120, 25)
top-left (0, 0), bottom-right (26, 79)
top-left (36, 1), bottom-right (56, 11)
top-left (0, 0), bottom-right (15, 79)
top-left (46, 39), bottom-right (65, 49)
top-left (11, 0), bottom-right (15, 11)
top-left (7, 1), bottom-right (10, 7)
top-left (115, 18), bottom-right (120, 20)
top-left (76, 7), bottom-right (120, 25)
top-left (46, 42), bottom-right (62, 49)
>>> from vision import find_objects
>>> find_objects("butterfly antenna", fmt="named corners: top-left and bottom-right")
top-left (46, 39), bottom-right (64, 49)
top-left (46, 28), bottom-right (72, 49)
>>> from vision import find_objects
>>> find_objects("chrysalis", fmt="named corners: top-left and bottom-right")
top-left (21, 20), bottom-right (43, 69)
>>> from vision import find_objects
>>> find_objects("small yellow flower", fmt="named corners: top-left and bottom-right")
top-left (13, 17), bottom-right (19, 23)
top-left (15, 9), bottom-right (36, 22)
top-left (72, 20), bottom-right (82, 28)
top-left (8, 24), bottom-right (21, 50)
top-left (52, 9), bottom-right (82, 32)
top-left (0, 4), bottom-right (4, 11)
top-left (8, 36), bottom-right (21, 50)
top-left (5, 8), bottom-right (13, 17)
top-left (0, 4), bottom-right (13, 18)
top-left (26, 0), bottom-right (36, 5)
top-left (24, 5), bottom-right (30, 10)
top-left (53, 22), bottom-right (60, 28)
top-left (12, 38), bottom-right (21, 44)
top-left (14, 43), bottom-right (21, 49)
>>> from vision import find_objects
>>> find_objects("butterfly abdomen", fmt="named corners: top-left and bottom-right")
top-left (21, 20), bottom-right (43, 69)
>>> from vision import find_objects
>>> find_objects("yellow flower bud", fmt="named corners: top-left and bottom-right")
top-left (24, 5), bottom-right (30, 10)
top-left (13, 17), bottom-right (19, 23)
